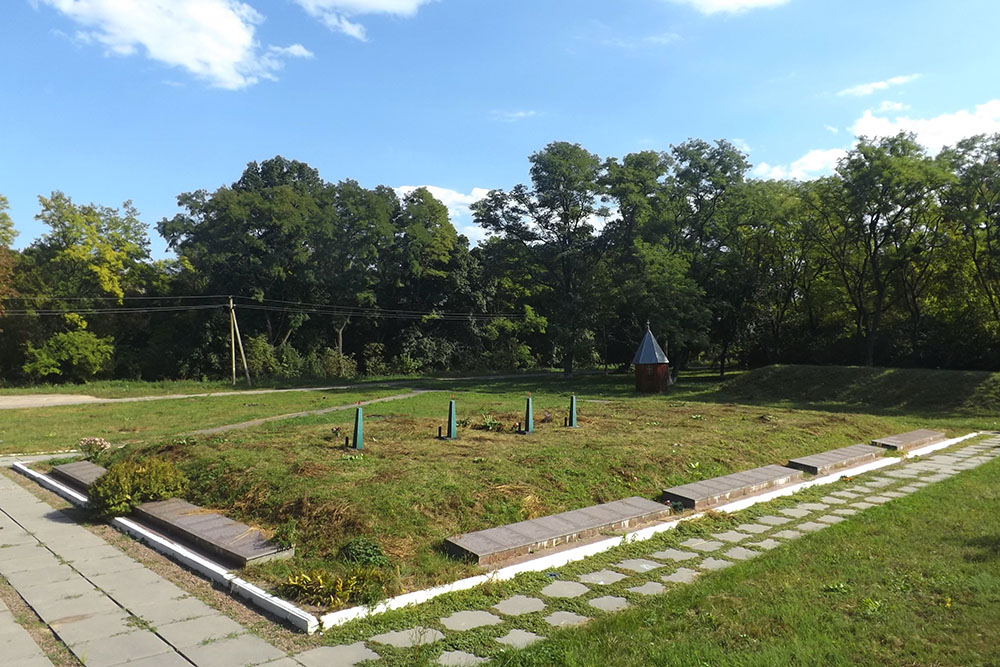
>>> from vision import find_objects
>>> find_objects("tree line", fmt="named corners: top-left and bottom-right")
top-left (1, 131), bottom-right (999, 383)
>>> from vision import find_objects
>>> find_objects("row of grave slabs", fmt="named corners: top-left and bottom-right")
top-left (15, 426), bottom-right (965, 634)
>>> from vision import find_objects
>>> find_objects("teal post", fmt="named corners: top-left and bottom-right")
top-left (569, 394), bottom-right (578, 427)
top-left (524, 397), bottom-right (534, 434)
top-left (447, 399), bottom-right (457, 439)
top-left (352, 406), bottom-right (363, 450)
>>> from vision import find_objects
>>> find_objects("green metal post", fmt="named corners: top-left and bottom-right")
top-left (447, 399), bottom-right (457, 439)
top-left (352, 406), bottom-right (363, 450)
top-left (524, 397), bottom-right (534, 434)
top-left (569, 394), bottom-right (578, 427)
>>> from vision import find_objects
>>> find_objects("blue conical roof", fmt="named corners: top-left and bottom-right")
top-left (632, 325), bottom-right (668, 364)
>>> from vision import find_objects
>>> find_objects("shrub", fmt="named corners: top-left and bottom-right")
top-left (88, 458), bottom-right (188, 518)
top-left (244, 334), bottom-right (280, 377)
top-left (362, 342), bottom-right (388, 377)
top-left (318, 347), bottom-right (357, 378)
top-left (79, 436), bottom-right (112, 460)
top-left (339, 536), bottom-right (389, 568)
top-left (23, 329), bottom-right (114, 382)
top-left (278, 567), bottom-right (390, 609)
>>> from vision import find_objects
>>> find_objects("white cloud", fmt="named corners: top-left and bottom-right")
top-left (732, 138), bottom-right (751, 153)
top-left (39, 0), bottom-right (310, 89)
top-left (665, 0), bottom-right (790, 14)
top-left (293, 0), bottom-right (433, 40)
top-left (824, 124), bottom-right (839, 134)
top-left (836, 74), bottom-right (920, 97)
top-left (876, 100), bottom-right (910, 113)
top-left (753, 147), bottom-right (846, 180)
top-left (490, 110), bottom-right (538, 123)
top-left (851, 99), bottom-right (1000, 153)
top-left (395, 185), bottom-right (491, 243)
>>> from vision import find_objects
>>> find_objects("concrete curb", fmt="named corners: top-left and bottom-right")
top-left (10, 463), bottom-right (320, 634)
top-left (318, 431), bottom-right (982, 629)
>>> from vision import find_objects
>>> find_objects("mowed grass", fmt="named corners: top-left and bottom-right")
top-left (104, 367), bottom-right (989, 596)
top-left (502, 455), bottom-right (1000, 667)
top-left (0, 387), bottom-right (410, 454)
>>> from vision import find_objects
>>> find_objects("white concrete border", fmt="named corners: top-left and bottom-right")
top-left (9, 463), bottom-right (320, 634)
top-left (319, 431), bottom-right (982, 629)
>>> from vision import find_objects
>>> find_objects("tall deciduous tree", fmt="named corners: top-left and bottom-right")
top-left (472, 141), bottom-right (607, 373)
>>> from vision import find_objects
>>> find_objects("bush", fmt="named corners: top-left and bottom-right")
top-left (318, 347), bottom-right (357, 378)
top-left (88, 458), bottom-right (188, 518)
top-left (362, 342), bottom-right (388, 376)
top-left (278, 567), bottom-right (390, 609)
top-left (23, 329), bottom-right (114, 382)
top-left (244, 334), bottom-right (280, 377)
top-left (339, 536), bottom-right (389, 568)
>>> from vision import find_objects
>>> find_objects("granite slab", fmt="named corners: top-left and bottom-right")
top-left (134, 498), bottom-right (292, 567)
top-left (50, 461), bottom-right (107, 491)
top-left (872, 429), bottom-right (946, 452)
top-left (787, 444), bottom-right (884, 476)
top-left (661, 465), bottom-right (803, 510)
top-left (444, 497), bottom-right (670, 565)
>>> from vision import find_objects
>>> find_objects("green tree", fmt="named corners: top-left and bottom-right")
top-left (473, 141), bottom-right (607, 373)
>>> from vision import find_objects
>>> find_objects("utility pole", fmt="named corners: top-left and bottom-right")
top-left (229, 297), bottom-right (237, 386)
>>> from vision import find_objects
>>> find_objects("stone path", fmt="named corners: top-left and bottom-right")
top-left (0, 471), bottom-right (295, 666)
top-left (309, 435), bottom-right (1000, 665)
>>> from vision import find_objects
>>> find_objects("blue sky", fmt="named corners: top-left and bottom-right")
top-left (2, 0), bottom-right (999, 256)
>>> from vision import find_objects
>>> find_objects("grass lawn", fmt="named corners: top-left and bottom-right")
top-left (501, 453), bottom-right (1000, 666)
top-left (74, 366), bottom-right (998, 599)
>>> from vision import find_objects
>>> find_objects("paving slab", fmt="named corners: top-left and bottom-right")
top-left (779, 508), bottom-right (811, 518)
top-left (128, 596), bottom-right (216, 626)
top-left (772, 529), bottom-right (803, 540)
top-left (541, 581), bottom-right (590, 598)
top-left (628, 581), bottom-right (666, 595)
top-left (796, 521), bottom-right (826, 532)
top-left (723, 547), bottom-right (758, 560)
top-left (872, 429), bottom-right (945, 452)
top-left (787, 444), bottom-right (884, 476)
top-left (2, 564), bottom-right (78, 590)
top-left (615, 558), bottom-right (664, 573)
top-left (830, 490), bottom-right (860, 498)
top-left (295, 642), bottom-right (381, 667)
top-left (881, 491), bottom-right (907, 498)
top-left (662, 465), bottom-right (803, 510)
top-left (700, 557), bottom-right (732, 571)
top-left (756, 515), bottom-right (792, 526)
top-left (650, 548), bottom-right (698, 561)
top-left (863, 478), bottom-right (896, 488)
top-left (179, 634), bottom-right (286, 667)
top-left (679, 538), bottom-right (724, 552)
top-left (437, 651), bottom-right (487, 666)
top-left (818, 496), bottom-right (846, 504)
top-left (589, 595), bottom-right (630, 612)
top-left (495, 629), bottom-right (543, 649)
top-left (735, 523), bottom-right (770, 534)
top-left (746, 538), bottom-right (781, 550)
top-left (493, 595), bottom-right (545, 616)
top-left (49, 611), bottom-right (133, 647)
top-left (135, 498), bottom-right (292, 567)
top-left (440, 610), bottom-right (502, 631)
top-left (579, 569), bottom-right (628, 585)
top-left (444, 496), bottom-right (670, 565)
top-left (157, 614), bottom-right (247, 649)
top-left (798, 503), bottom-right (829, 511)
top-left (816, 514), bottom-right (846, 525)
top-left (369, 626), bottom-right (445, 648)
top-left (851, 501), bottom-right (876, 510)
top-left (544, 611), bottom-right (590, 627)
top-left (832, 508), bottom-right (859, 516)
top-left (712, 530), bottom-right (751, 543)
top-left (70, 631), bottom-right (172, 667)
top-left (866, 495), bottom-right (892, 504)
top-left (662, 567), bottom-right (699, 584)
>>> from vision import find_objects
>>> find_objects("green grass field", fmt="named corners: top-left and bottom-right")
top-left (501, 455), bottom-right (1000, 666)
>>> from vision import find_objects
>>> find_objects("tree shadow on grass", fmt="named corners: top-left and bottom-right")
top-left (964, 535), bottom-right (1000, 563)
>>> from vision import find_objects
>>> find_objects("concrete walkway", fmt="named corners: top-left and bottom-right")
top-left (0, 472), bottom-right (297, 666)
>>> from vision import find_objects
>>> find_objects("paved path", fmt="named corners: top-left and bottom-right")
top-left (0, 372), bottom-right (578, 411)
top-left (0, 472), bottom-right (297, 666)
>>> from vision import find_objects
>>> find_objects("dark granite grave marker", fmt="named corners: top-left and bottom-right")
top-left (445, 497), bottom-right (670, 565)
top-left (872, 429), bottom-right (945, 452)
top-left (787, 444), bottom-right (884, 476)
top-left (661, 465), bottom-right (804, 510)
top-left (50, 461), bottom-right (107, 491)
